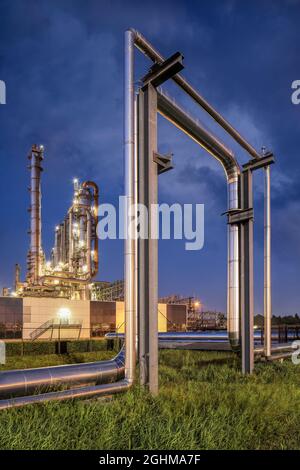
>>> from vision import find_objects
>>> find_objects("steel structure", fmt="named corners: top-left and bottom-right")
top-left (0, 29), bottom-right (275, 409)
top-left (16, 146), bottom-right (99, 300)
top-left (126, 28), bottom-right (274, 385)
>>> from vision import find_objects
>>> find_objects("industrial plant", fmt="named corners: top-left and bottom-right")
top-left (0, 28), bottom-right (295, 412)
top-left (0, 144), bottom-right (186, 343)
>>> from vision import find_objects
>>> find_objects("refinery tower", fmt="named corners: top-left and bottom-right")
top-left (15, 144), bottom-right (99, 300)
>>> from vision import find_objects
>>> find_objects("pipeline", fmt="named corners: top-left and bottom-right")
top-left (156, 90), bottom-right (240, 351)
top-left (130, 28), bottom-right (261, 160)
top-left (0, 348), bottom-right (125, 410)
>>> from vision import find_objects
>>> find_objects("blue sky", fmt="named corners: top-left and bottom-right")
top-left (0, 0), bottom-right (299, 314)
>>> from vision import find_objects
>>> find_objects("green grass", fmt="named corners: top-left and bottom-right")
top-left (0, 350), bottom-right (115, 370)
top-left (1, 350), bottom-right (300, 450)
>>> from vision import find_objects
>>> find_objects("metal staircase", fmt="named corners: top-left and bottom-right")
top-left (30, 319), bottom-right (54, 340)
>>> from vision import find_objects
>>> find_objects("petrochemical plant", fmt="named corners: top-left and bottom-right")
top-left (16, 144), bottom-right (99, 300)
top-left (0, 28), bottom-right (295, 411)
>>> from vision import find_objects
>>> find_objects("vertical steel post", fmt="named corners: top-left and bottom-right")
top-left (264, 165), bottom-right (272, 357)
top-left (138, 84), bottom-right (158, 395)
top-left (124, 30), bottom-right (136, 384)
top-left (227, 175), bottom-right (240, 351)
top-left (240, 170), bottom-right (254, 373)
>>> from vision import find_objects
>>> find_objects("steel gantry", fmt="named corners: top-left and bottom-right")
top-left (124, 28), bottom-right (274, 391)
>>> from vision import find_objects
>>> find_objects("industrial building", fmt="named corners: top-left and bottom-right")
top-left (0, 296), bottom-right (186, 340)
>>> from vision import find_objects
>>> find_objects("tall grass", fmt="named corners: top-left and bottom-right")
top-left (1, 350), bottom-right (300, 450)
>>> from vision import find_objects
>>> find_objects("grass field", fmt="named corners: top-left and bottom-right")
top-left (1, 349), bottom-right (300, 450)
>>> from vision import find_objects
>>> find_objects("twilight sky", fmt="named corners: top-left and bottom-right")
top-left (0, 0), bottom-right (300, 314)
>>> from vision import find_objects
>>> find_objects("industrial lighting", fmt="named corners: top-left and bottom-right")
top-left (55, 225), bottom-right (59, 231)
top-left (73, 178), bottom-right (78, 184)
top-left (57, 307), bottom-right (71, 324)
top-left (82, 265), bottom-right (88, 272)
top-left (39, 145), bottom-right (44, 151)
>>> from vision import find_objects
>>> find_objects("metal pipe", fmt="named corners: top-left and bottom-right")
top-left (228, 178), bottom-right (240, 350)
top-left (264, 165), bottom-right (272, 357)
top-left (157, 90), bottom-right (239, 180)
top-left (0, 348), bottom-right (124, 399)
top-left (0, 349), bottom-right (125, 410)
top-left (129, 28), bottom-right (260, 160)
top-left (124, 29), bottom-right (136, 384)
top-left (157, 91), bottom-right (240, 350)
top-left (134, 93), bottom-right (139, 355)
top-left (106, 331), bottom-right (298, 342)
top-left (0, 379), bottom-right (131, 410)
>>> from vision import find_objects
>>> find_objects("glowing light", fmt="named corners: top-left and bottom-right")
top-left (11, 291), bottom-right (17, 297)
top-left (57, 307), bottom-right (71, 323)
top-left (39, 145), bottom-right (44, 151)
top-left (73, 178), bottom-right (78, 184)
top-left (79, 240), bottom-right (85, 247)
top-left (82, 265), bottom-right (88, 272)
top-left (194, 301), bottom-right (200, 308)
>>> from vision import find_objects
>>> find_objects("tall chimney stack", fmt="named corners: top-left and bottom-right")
top-left (27, 144), bottom-right (43, 284)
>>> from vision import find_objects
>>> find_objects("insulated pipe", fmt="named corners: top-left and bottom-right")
top-left (264, 165), bottom-right (272, 357)
top-left (124, 29), bottom-right (136, 384)
top-left (0, 349), bottom-right (125, 410)
top-left (129, 28), bottom-right (260, 160)
top-left (0, 379), bottom-right (131, 410)
top-left (157, 91), bottom-right (240, 350)
top-left (227, 178), bottom-right (240, 350)
top-left (134, 93), bottom-right (139, 355)
top-left (157, 91), bottom-right (239, 180)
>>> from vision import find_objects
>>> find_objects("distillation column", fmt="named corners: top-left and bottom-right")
top-left (27, 144), bottom-right (44, 284)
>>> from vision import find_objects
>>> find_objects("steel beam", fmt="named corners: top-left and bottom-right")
top-left (240, 170), bottom-right (254, 373)
top-left (141, 52), bottom-right (184, 88)
top-left (138, 84), bottom-right (159, 395)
